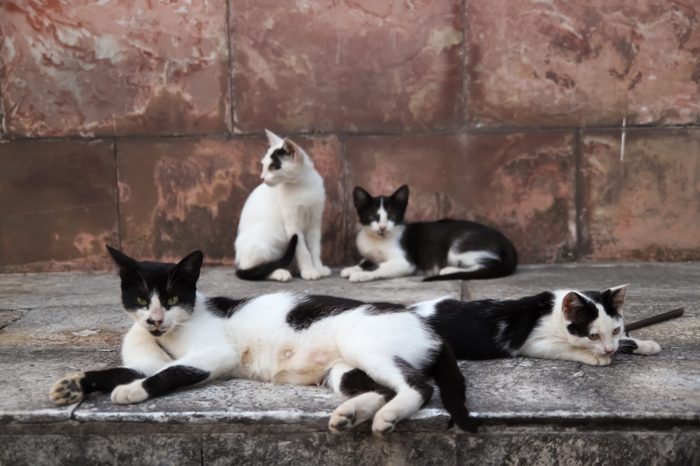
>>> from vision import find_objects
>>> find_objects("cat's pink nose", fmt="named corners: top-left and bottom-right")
top-left (147, 318), bottom-right (163, 328)
top-left (605, 347), bottom-right (615, 354)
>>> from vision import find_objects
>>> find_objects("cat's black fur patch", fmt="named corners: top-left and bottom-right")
top-left (365, 302), bottom-right (406, 315)
top-left (339, 368), bottom-right (396, 400)
top-left (106, 246), bottom-right (202, 313)
top-left (394, 357), bottom-right (434, 405)
top-left (617, 339), bottom-right (638, 355)
top-left (81, 368), bottom-right (145, 394)
top-left (429, 344), bottom-right (477, 432)
top-left (287, 295), bottom-right (364, 330)
top-left (359, 259), bottom-right (378, 271)
top-left (269, 148), bottom-right (290, 171)
top-left (206, 296), bottom-right (251, 318)
top-left (142, 365), bottom-right (209, 398)
top-left (427, 292), bottom-right (555, 359)
top-left (581, 290), bottom-right (623, 318)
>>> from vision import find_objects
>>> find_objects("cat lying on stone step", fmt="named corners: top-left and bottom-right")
top-left (342, 185), bottom-right (518, 282)
top-left (49, 246), bottom-right (477, 435)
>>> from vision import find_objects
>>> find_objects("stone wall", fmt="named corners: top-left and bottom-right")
top-left (1, 1), bottom-right (699, 271)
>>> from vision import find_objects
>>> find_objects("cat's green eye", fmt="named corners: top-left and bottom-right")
top-left (136, 297), bottom-right (148, 307)
top-left (167, 296), bottom-right (179, 306)
top-left (588, 333), bottom-right (599, 340)
top-left (612, 327), bottom-right (621, 335)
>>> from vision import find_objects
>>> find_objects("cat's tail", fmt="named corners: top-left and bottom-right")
top-left (430, 343), bottom-right (478, 433)
top-left (422, 246), bottom-right (518, 282)
top-left (235, 235), bottom-right (298, 281)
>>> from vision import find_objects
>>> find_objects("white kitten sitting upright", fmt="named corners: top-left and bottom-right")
top-left (234, 130), bottom-right (331, 281)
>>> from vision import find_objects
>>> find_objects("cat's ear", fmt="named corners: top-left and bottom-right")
top-left (265, 129), bottom-right (284, 147)
top-left (353, 186), bottom-right (372, 210)
top-left (391, 184), bottom-right (409, 208)
top-left (603, 284), bottom-right (628, 313)
top-left (282, 138), bottom-right (298, 159)
top-left (173, 251), bottom-right (204, 283)
top-left (562, 291), bottom-right (586, 322)
top-left (106, 245), bottom-right (139, 270)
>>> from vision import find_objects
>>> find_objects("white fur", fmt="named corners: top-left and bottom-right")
top-left (340, 226), bottom-right (414, 282)
top-left (235, 130), bottom-right (330, 281)
top-left (442, 249), bottom-right (500, 275)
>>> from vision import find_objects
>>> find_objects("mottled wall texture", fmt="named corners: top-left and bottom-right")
top-left (1, 0), bottom-right (699, 271)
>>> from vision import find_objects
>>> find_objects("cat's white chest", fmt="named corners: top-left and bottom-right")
top-left (356, 229), bottom-right (403, 263)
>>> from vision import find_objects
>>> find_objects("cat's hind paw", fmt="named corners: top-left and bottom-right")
top-left (348, 271), bottom-right (377, 283)
top-left (634, 340), bottom-right (661, 355)
top-left (49, 372), bottom-right (85, 406)
top-left (371, 410), bottom-right (398, 435)
top-left (340, 266), bottom-right (359, 278)
top-left (329, 404), bottom-right (357, 433)
top-left (111, 380), bottom-right (148, 404)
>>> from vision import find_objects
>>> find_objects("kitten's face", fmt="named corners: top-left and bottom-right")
top-left (561, 286), bottom-right (626, 355)
top-left (352, 185), bottom-right (409, 238)
top-left (106, 246), bottom-right (203, 337)
top-left (260, 129), bottom-right (302, 186)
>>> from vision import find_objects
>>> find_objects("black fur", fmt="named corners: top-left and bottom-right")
top-left (235, 235), bottom-right (298, 281)
top-left (359, 259), bottom-right (378, 271)
top-left (287, 295), bottom-right (406, 330)
top-left (268, 147), bottom-right (290, 171)
top-left (429, 344), bottom-right (478, 433)
top-left (206, 296), bottom-right (251, 318)
top-left (106, 245), bottom-right (202, 313)
top-left (142, 365), bottom-right (209, 398)
top-left (338, 368), bottom-right (396, 400)
top-left (617, 339), bottom-right (639, 355)
top-left (426, 293), bottom-right (555, 359)
top-left (80, 368), bottom-right (145, 394)
top-left (351, 186), bottom-right (517, 281)
top-left (394, 357), bottom-right (434, 405)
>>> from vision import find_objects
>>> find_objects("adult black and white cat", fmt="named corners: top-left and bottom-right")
top-left (414, 285), bottom-right (661, 365)
top-left (341, 185), bottom-right (518, 282)
top-left (234, 129), bottom-right (331, 281)
top-left (49, 246), bottom-right (477, 434)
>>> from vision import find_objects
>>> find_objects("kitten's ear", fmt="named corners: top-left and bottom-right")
top-left (562, 291), bottom-right (586, 322)
top-left (173, 250), bottom-right (204, 283)
top-left (353, 186), bottom-right (372, 210)
top-left (604, 284), bottom-right (628, 313)
top-left (106, 245), bottom-right (138, 270)
top-left (265, 129), bottom-right (284, 147)
top-left (391, 184), bottom-right (409, 208)
top-left (282, 138), bottom-right (298, 158)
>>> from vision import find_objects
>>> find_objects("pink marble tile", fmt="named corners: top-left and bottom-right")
top-left (231, 0), bottom-right (463, 133)
top-left (346, 132), bottom-right (577, 263)
top-left (467, 0), bottom-right (700, 127)
top-left (581, 129), bottom-right (700, 261)
top-left (0, 0), bottom-right (230, 136)
top-left (117, 135), bottom-right (345, 265)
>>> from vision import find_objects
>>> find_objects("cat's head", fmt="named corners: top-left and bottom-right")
top-left (106, 246), bottom-right (203, 337)
top-left (560, 285), bottom-right (627, 355)
top-left (260, 129), bottom-right (306, 186)
top-left (352, 185), bottom-right (409, 238)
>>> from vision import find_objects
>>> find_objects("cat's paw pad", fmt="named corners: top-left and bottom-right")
top-left (49, 372), bottom-right (85, 406)
top-left (340, 266), bottom-right (357, 278)
top-left (111, 380), bottom-right (148, 405)
top-left (269, 269), bottom-right (292, 282)
top-left (301, 269), bottom-right (322, 280)
top-left (349, 271), bottom-right (376, 283)
top-left (372, 410), bottom-right (398, 435)
top-left (329, 404), bottom-right (357, 433)
top-left (317, 266), bottom-right (332, 278)
top-left (635, 340), bottom-right (661, 355)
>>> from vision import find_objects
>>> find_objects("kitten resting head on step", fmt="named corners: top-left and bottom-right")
top-left (352, 185), bottom-right (409, 238)
top-left (260, 129), bottom-right (306, 186)
top-left (560, 285), bottom-right (627, 355)
top-left (106, 246), bottom-right (203, 337)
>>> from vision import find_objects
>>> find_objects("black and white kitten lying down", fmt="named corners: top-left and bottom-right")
top-left (49, 247), bottom-right (475, 434)
top-left (417, 285), bottom-right (661, 365)
top-left (341, 185), bottom-right (518, 282)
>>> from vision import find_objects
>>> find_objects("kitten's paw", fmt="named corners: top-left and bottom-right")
top-left (584, 354), bottom-right (612, 366)
top-left (301, 269), bottom-right (322, 280)
top-left (316, 265), bottom-right (332, 278)
top-left (340, 266), bottom-right (359, 278)
top-left (349, 271), bottom-right (376, 283)
top-left (635, 340), bottom-right (661, 355)
top-left (49, 372), bottom-right (85, 406)
top-left (329, 403), bottom-right (357, 433)
top-left (111, 380), bottom-right (148, 405)
top-left (269, 269), bottom-right (292, 282)
top-left (372, 410), bottom-right (398, 435)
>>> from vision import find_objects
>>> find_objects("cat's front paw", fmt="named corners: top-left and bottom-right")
top-left (349, 271), bottom-right (377, 283)
top-left (269, 268), bottom-right (292, 282)
top-left (340, 266), bottom-right (359, 278)
top-left (111, 380), bottom-right (148, 405)
top-left (316, 265), bottom-right (332, 278)
top-left (49, 372), bottom-right (85, 406)
top-left (301, 268), bottom-right (322, 280)
top-left (584, 354), bottom-right (612, 366)
top-left (634, 340), bottom-right (661, 355)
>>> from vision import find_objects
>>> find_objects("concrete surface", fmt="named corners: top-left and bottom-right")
top-left (0, 265), bottom-right (698, 465)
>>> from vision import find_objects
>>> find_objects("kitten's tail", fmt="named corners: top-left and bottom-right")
top-left (422, 251), bottom-right (517, 282)
top-left (430, 343), bottom-right (478, 433)
top-left (235, 235), bottom-right (298, 281)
